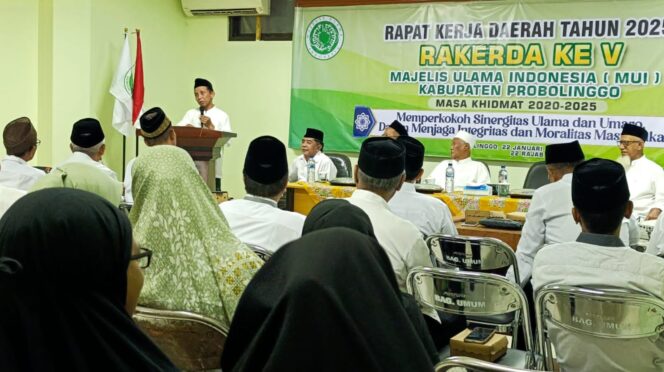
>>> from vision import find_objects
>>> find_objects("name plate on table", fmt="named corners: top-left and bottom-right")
top-left (463, 184), bottom-right (492, 196)
top-left (329, 177), bottom-right (356, 186)
top-left (510, 188), bottom-right (535, 199)
top-left (415, 184), bottom-right (443, 193)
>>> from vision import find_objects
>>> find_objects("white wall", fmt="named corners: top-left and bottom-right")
top-left (0, 0), bottom-right (533, 197)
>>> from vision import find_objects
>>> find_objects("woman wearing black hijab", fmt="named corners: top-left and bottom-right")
top-left (303, 199), bottom-right (439, 358)
top-left (222, 226), bottom-right (436, 371)
top-left (0, 188), bottom-right (175, 371)
top-left (302, 198), bottom-right (377, 237)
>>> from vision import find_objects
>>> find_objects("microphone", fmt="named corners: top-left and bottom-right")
top-left (199, 107), bottom-right (206, 128)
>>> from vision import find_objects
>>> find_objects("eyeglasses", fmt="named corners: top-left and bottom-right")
top-left (617, 140), bottom-right (642, 147)
top-left (130, 247), bottom-right (152, 269)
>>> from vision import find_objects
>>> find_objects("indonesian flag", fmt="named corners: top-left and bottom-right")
top-left (132, 31), bottom-right (144, 126)
top-left (109, 34), bottom-right (134, 136)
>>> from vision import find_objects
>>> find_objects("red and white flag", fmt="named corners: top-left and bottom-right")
top-left (132, 31), bottom-right (144, 126)
top-left (109, 34), bottom-right (134, 136)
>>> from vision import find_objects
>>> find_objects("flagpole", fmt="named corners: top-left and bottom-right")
top-left (121, 27), bottom-right (128, 182)
top-left (134, 28), bottom-right (143, 159)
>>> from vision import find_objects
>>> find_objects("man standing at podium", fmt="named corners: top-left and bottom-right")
top-left (178, 78), bottom-right (231, 189)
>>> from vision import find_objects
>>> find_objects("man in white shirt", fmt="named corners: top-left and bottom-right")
top-left (177, 78), bottom-right (232, 189)
top-left (288, 128), bottom-right (337, 182)
top-left (0, 117), bottom-right (45, 191)
top-left (388, 136), bottom-right (457, 237)
top-left (347, 137), bottom-right (437, 321)
top-left (533, 158), bottom-right (664, 372)
top-left (124, 107), bottom-right (177, 203)
top-left (382, 120), bottom-right (408, 139)
top-left (56, 118), bottom-right (117, 180)
top-left (508, 140), bottom-right (585, 286)
top-left (0, 185), bottom-right (26, 218)
top-left (221, 136), bottom-right (305, 252)
top-left (618, 123), bottom-right (664, 220)
top-left (428, 130), bottom-right (490, 190)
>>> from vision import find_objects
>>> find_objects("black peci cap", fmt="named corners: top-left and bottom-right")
top-left (244, 135), bottom-right (288, 184)
top-left (358, 137), bottom-right (406, 179)
top-left (70, 118), bottom-right (104, 148)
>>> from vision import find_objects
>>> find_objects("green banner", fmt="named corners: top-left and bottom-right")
top-left (289, 0), bottom-right (664, 163)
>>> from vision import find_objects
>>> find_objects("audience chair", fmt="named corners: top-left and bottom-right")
top-left (535, 285), bottom-right (664, 371)
top-left (436, 356), bottom-right (543, 372)
top-left (425, 234), bottom-right (522, 344)
top-left (522, 162), bottom-right (549, 190)
top-left (407, 267), bottom-right (537, 369)
top-left (133, 306), bottom-right (228, 371)
top-left (425, 234), bottom-right (520, 282)
top-left (246, 243), bottom-right (273, 261)
top-left (326, 153), bottom-right (352, 178)
top-left (119, 202), bottom-right (132, 214)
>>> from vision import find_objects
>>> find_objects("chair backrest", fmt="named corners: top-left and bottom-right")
top-left (436, 356), bottom-right (540, 372)
top-left (133, 306), bottom-right (228, 371)
top-left (247, 243), bottom-right (273, 261)
top-left (407, 267), bottom-right (535, 353)
top-left (119, 202), bottom-right (133, 214)
top-left (535, 284), bottom-right (664, 370)
top-left (425, 234), bottom-right (520, 283)
top-left (326, 152), bottom-right (352, 178)
top-left (522, 161), bottom-right (549, 189)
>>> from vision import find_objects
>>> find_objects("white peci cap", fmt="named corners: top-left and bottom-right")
top-left (454, 130), bottom-right (476, 148)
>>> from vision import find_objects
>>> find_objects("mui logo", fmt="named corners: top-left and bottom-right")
top-left (306, 16), bottom-right (344, 60)
top-left (353, 106), bottom-right (375, 137)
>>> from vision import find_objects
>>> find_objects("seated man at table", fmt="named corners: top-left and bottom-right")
top-left (532, 158), bottom-right (664, 372)
top-left (383, 120), bottom-right (408, 139)
top-left (221, 136), bottom-right (305, 252)
top-left (428, 130), bottom-right (490, 190)
top-left (56, 118), bottom-right (117, 180)
top-left (288, 128), bottom-right (337, 182)
top-left (123, 107), bottom-right (177, 203)
top-left (348, 137), bottom-right (438, 322)
top-left (508, 140), bottom-right (584, 286)
top-left (388, 136), bottom-right (457, 237)
top-left (618, 123), bottom-right (664, 220)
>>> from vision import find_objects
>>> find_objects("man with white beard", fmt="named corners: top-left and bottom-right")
top-left (618, 123), bottom-right (664, 220)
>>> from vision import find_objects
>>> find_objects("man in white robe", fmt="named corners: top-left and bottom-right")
top-left (221, 136), bottom-right (305, 252)
top-left (508, 140), bottom-right (585, 286)
top-left (0, 117), bottom-right (45, 191)
top-left (618, 123), bottom-right (664, 220)
top-left (428, 130), bottom-right (490, 190)
top-left (56, 118), bottom-right (117, 181)
top-left (347, 137), bottom-right (437, 325)
top-left (533, 158), bottom-right (664, 372)
top-left (289, 128), bottom-right (337, 182)
top-left (388, 136), bottom-right (457, 237)
top-left (177, 78), bottom-right (231, 189)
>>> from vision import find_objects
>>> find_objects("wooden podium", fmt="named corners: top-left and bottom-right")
top-left (137, 127), bottom-right (236, 191)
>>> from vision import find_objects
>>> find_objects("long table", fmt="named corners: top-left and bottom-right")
top-left (286, 181), bottom-right (531, 218)
top-left (455, 222), bottom-right (522, 250)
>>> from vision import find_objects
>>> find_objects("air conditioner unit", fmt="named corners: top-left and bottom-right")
top-left (181, 0), bottom-right (270, 16)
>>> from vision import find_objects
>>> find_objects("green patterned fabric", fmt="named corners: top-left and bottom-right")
top-left (129, 145), bottom-right (262, 328)
top-left (30, 162), bottom-right (122, 206)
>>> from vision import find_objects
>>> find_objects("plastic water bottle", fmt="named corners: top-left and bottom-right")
top-left (499, 165), bottom-right (508, 184)
top-left (445, 162), bottom-right (454, 192)
top-left (306, 159), bottom-right (316, 183)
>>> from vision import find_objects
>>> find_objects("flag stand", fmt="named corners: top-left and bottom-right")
top-left (120, 27), bottom-right (128, 182)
